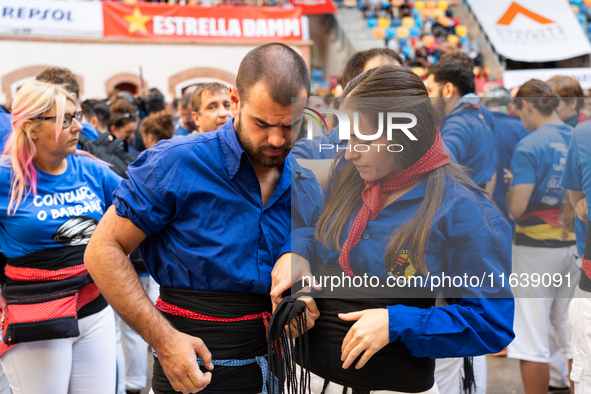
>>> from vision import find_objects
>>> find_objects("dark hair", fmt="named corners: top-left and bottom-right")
top-left (36, 67), bottom-right (80, 98)
top-left (438, 51), bottom-right (474, 69)
top-left (427, 58), bottom-right (475, 96)
top-left (139, 111), bottom-right (174, 142)
top-left (84, 99), bottom-right (110, 132)
top-left (317, 65), bottom-right (486, 274)
top-left (80, 102), bottom-right (97, 123)
top-left (514, 79), bottom-right (560, 115)
top-left (546, 75), bottom-right (585, 112)
top-left (341, 48), bottom-right (403, 87)
top-left (108, 98), bottom-right (137, 131)
top-left (179, 91), bottom-right (192, 110)
top-left (236, 43), bottom-right (310, 107)
top-left (190, 83), bottom-right (229, 113)
top-left (147, 88), bottom-right (165, 114)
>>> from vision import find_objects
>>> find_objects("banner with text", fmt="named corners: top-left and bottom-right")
top-left (103, 2), bottom-right (304, 42)
top-left (465, 0), bottom-right (591, 62)
top-left (0, 0), bottom-right (103, 37)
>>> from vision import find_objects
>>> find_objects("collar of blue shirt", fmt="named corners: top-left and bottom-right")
top-left (449, 93), bottom-right (481, 116)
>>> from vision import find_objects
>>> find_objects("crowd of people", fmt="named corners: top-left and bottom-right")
top-left (0, 43), bottom-right (589, 394)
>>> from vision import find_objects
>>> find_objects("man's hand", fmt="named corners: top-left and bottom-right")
top-left (155, 330), bottom-right (214, 394)
top-left (287, 296), bottom-right (320, 337)
top-left (576, 198), bottom-right (589, 223)
top-left (339, 308), bottom-right (389, 370)
top-left (270, 253), bottom-right (320, 310)
top-left (503, 168), bottom-right (513, 185)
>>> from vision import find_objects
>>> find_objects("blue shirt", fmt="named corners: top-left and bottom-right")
top-left (0, 107), bottom-right (12, 152)
top-left (491, 112), bottom-right (529, 231)
top-left (441, 101), bottom-right (498, 186)
top-left (290, 157), bottom-right (322, 230)
top-left (511, 123), bottom-right (573, 206)
top-left (0, 154), bottom-right (122, 258)
top-left (291, 125), bottom-right (345, 160)
top-left (562, 120), bottom-right (591, 257)
top-left (173, 121), bottom-right (191, 137)
top-left (113, 119), bottom-right (312, 295)
top-left (292, 176), bottom-right (514, 358)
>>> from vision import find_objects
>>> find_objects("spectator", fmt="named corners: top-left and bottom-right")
top-left (190, 83), bottom-right (232, 134)
top-left (36, 67), bottom-right (80, 98)
top-left (109, 98), bottom-right (139, 147)
top-left (174, 92), bottom-right (197, 136)
top-left (140, 111), bottom-right (175, 149)
top-left (84, 99), bottom-right (111, 134)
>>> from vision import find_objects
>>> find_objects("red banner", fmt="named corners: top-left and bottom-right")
top-left (289, 0), bottom-right (337, 15)
top-left (103, 2), bottom-right (304, 41)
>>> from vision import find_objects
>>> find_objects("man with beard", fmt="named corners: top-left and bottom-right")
top-left (84, 43), bottom-right (317, 394)
top-left (426, 54), bottom-right (497, 193)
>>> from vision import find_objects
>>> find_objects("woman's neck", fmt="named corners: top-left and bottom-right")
top-left (34, 152), bottom-right (68, 175)
top-left (383, 173), bottom-right (429, 208)
top-left (533, 111), bottom-right (564, 131)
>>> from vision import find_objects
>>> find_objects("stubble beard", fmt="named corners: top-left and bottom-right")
top-left (235, 112), bottom-right (291, 168)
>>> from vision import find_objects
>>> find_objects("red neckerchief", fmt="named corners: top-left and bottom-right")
top-left (338, 132), bottom-right (451, 277)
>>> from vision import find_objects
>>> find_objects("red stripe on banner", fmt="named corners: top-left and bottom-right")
top-left (4, 295), bottom-right (78, 326)
top-left (5, 264), bottom-right (88, 282)
top-left (156, 298), bottom-right (271, 331)
top-left (518, 209), bottom-right (562, 228)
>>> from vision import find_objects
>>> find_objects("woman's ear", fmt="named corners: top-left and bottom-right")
top-left (22, 120), bottom-right (37, 140)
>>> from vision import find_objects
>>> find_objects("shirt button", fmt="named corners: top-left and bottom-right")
top-left (363, 234), bottom-right (370, 240)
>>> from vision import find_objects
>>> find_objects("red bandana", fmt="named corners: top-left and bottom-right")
top-left (338, 132), bottom-right (451, 277)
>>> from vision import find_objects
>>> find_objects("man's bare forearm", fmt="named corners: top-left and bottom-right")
top-left (84, 208), bottom-right (175, 351)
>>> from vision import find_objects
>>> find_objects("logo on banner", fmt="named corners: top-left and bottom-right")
top-left (103, 3), bottom-right (302, 40)
top-left (123, 7), bottom-right (151, 35)
top-left (496, 2), bottom-right (554, 25)
top-left (494, 1), bottom-right (565, 45)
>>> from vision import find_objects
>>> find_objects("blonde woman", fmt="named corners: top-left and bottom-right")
top-left (0, 80), bottom-right (121, 393)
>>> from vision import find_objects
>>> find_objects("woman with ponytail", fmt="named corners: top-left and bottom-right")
top-left (0, 80), bottom-right (121, 393)
top-left (506, 79), bottom-right (579, 394)
top-left (270, 66), bottom-right (514, 393)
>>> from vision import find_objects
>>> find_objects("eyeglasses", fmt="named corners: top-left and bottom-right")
top-left (32, 111), bottom-right (84, 129)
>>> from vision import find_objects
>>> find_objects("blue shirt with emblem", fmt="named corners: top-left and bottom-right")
top-left (292, 172), bottom-right (514, 358)
top-left (113, 119), bottom-right (321, 294)
top-left (511, 123), bottom-right (573, 206)
top-left (0, 154), bottom-right (122, 258)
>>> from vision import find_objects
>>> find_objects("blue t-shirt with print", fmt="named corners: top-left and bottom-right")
top-left (0, 154), bottom-right (123, 258)
top-left (0, 107), bottom-right (12, 152)
top-left (511, 123), bottom-right (573, 206)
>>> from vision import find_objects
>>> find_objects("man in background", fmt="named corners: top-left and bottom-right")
top-left (174, 92), bottom-right (197, 136)
top-left (190, 83), bottom-right (233, 134)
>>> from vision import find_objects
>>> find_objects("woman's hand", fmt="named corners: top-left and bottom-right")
top-left (339, 308), bottom-right (389, 370)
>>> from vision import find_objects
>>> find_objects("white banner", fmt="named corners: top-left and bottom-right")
top-left (0, 0), bottom-right (103, 37)
top-left (503, 68), bottom-right (591, 89)
top-left (465, 0), bottom-right (591, 62)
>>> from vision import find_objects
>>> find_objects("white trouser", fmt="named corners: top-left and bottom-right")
top-left (569, 287), bottom-right (591, 393)
top-left (1, 306), bottom-right (116, 394)
top-left (116, 275), bottom-right (157, 393)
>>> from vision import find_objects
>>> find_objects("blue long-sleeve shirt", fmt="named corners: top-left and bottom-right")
top-left (292, 175), bottom-right (515, 358)
top-left (291, 125), bottom-right (344, 160)
top-left (113, 119), bottom-right (320, 295)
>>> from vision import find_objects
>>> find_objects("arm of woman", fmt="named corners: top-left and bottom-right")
top-left (387, 214), bottom-right (514, 359)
